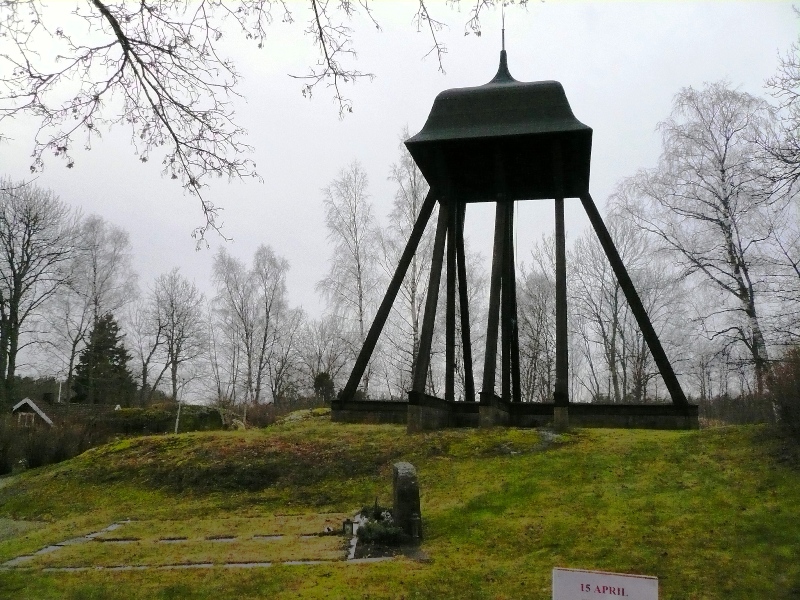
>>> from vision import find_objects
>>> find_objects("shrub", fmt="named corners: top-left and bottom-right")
top-left (697, 393), bottom-right (776, 426)
top-left (233, 397), bottom-right (328, 429)
top-left (179, 405), bottom-right (224, 431)
top-left (0, 415), bottom-right (119, 474)
top-left (0, 417), bottom-right (16, 475)
top-left (768, 347), bottom-right (800, 442)
top-left (81, 404), bottom-right (225, 435)
top-left (313, 372), bottom-right (335, 403)
top-left (21, 426), bottom-right (56, 469)
top-left (242, 403), bottom-right (278, 428)
top-left (101, 405), bottom-right (175, 434)
top-left (0, 404), bottom-right (226, 476)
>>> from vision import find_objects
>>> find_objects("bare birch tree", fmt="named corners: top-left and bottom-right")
top-left (205, 299), bottom-right (241, 407)
top-left (251, 245), bottom-right (292, 403)
top-left (153, 268), bottom-right (205, 401)
top-left (765, 8), bottom-right (800, 191)
top-left (318, 161), bottom-right (377, 396)
top-left (375, 129), bottom-right (435, 397)
top-left (617, 82), bottom-right (779, 396)
top-left (268, 306), bottom-right (304, 402)
top-left (212, 244), bottom-right (295, 405)
top-left (44, 215), bottom-right (136, 398)
top-left (212, 248), bottom-right (255, 404)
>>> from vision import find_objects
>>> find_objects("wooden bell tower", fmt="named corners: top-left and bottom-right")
top-left (336, 48), bottom-right (696, 431)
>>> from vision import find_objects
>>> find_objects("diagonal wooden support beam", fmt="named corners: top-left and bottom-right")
top-left (340, 191), bottom-right (438, 402)
top-left (412, 200), bottom-right (449, 394)
top-left (580, 193), bottom-right (689, 407)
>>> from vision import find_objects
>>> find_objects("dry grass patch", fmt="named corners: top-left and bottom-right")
top-left (0, 518), bottom-right (45, 542)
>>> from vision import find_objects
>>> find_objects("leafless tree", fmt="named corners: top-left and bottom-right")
top-left (317, 160), bottom-right (378, 396)
top-left (205, 298), bottom-right (240, 406)
top-left (0, 1), bottom-right (261, 239)
top-left (759, 23), bottom-right (800, 347)
top-left (212, 244), bottom-right (295, 404)
top-left (77, 216), bottom-right (138, 322)
top-left (517, 234), bottom-right (588, 404)
top-left (298, 313), bottom-right (349, 390)
top-left (268, 305), bottom-right (304, 402)
top-left (570, 214), bottom-right (685, 403)
top-left (125, 296), bottom-right (166, 405)
top-left (759, 193), bottom-right (800, 346)
top-left (765, 7), bottom-right (800, 191)
top-left (153, 267), bottom-right (205, 401)
top-left (616, 82), bottom-right (782, 396)
top-left (0, 177), bottom-right (79, 402)
top-left (211, 248), bottom-right (253, 404)
top-left (251, 244), bottom-right (292, 403)
top-left (43, 215), bottom-right (137, 398)
top-left (42, 285), bottom-right (93, 395)
top-left (375, 129), bottom-right (435, 397)
top-left (0, 1), bottom-right (518, 237)
top-left (518, 238), bottom-right (556, 403)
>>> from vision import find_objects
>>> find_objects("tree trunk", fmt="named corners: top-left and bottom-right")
top-left (5, 313), bottom-right (19, 402)
top-left (65, 336), bottom-right (82, 404)
top-left (0, 314), bottom-right (8, 404)
top-left (171, 360), bottom-right (178, 401)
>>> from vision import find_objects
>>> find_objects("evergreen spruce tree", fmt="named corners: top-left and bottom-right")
top-left (73, 314), bottom-right (136, 405)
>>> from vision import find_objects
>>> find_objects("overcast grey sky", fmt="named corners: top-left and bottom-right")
top-left (0, 1), bottom-right (797, 318)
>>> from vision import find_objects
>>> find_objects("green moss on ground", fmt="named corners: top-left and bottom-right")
top-left (0, 416), bottom-right (798, 599)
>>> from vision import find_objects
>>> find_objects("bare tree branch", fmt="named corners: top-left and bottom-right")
top-left (1, 1), bottom-right (518, 237)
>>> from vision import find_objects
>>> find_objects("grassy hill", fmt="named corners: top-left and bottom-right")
top-left (0, 411), bottom-right (798, 599)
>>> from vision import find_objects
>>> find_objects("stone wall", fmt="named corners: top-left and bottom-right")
top-left (568, 403), bottom-right (699, 430)
top-left (332, 394), bottom-right (699, 430)
top-left (43, 403), bottom-right (118, 424)
top-left (330, 399), bottom-right (407, 425)
top-left (408, 392), bottom-right (479, 432)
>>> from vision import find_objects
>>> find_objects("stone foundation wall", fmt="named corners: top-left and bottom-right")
top-left (567, 403), bottom-right (699, 430)
top-left (408, 392), bottom-right (478, 431)
top-left (332, 395), bottom-right (699, 430)
top-left (330, 399), bottom-right (407, 425)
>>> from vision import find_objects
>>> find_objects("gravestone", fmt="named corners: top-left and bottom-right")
top-left (392, 462), bottom-right (422, 541)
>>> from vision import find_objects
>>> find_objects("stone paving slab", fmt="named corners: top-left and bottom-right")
top-left (2, 516), bottom-right (402, 572)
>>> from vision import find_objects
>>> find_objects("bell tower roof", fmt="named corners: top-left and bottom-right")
top-left (405, 51), bottom-right (593, 201)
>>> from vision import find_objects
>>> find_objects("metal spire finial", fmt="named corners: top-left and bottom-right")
top-left (501, 4), bottom-right (505, 51)
top-left (490, 3), bottom-right (513, 84)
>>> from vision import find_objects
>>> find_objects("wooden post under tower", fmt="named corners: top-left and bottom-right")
top-left (335, 49), bottom-right (698, 431)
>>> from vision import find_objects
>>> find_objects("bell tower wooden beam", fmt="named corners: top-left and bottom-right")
top-left (580, 193), bottom-right (689, 407)
top-left (340, 191), bottom-right (437, 401)
top-left (456, 202), bottom-right (476, 402)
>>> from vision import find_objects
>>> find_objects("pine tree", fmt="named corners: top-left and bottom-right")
top-left (73, 313), bottom-right (136, 405)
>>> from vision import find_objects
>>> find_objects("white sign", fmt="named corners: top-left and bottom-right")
top-left (553, 568), bottom-right (658, 600)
